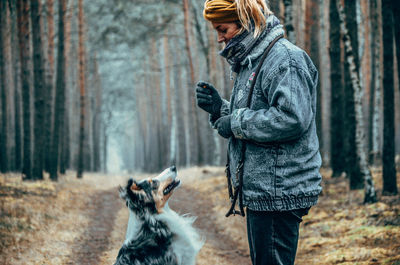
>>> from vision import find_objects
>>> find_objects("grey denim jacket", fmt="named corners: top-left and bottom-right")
top-left (213, 37), bottom-right (322, 211)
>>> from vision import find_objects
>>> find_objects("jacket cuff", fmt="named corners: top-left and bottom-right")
top-left (220, 99), bottom-right (230, 116)
top-left (231, 108), bottom-right (246, 139)
top-left (210, 98), bottom-right (231, 128)
top-left (209, 113), bottom-right (220, 128)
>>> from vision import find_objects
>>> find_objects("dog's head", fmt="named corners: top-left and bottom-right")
top-left (120, 166), bottom-right (180, 216)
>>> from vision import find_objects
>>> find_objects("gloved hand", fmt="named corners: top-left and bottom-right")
top-left (215, 115), bottom-right (233, 139)
top-left (196, 81), bottom-right (222, 118)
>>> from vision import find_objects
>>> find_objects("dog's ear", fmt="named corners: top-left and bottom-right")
top-left (130, 180), bottom-right (141, 192)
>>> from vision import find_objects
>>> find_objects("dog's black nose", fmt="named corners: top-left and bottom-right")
top-left (170, 165), bottom-right (176, 172)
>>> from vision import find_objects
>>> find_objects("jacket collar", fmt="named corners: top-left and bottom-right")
top-left (219, 15), bottom-right (284, 73)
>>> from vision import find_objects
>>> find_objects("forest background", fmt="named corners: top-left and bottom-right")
top-left (0, 0), bottom-right (400, 199)
top-left (1, 0), bottom-right (400, 264)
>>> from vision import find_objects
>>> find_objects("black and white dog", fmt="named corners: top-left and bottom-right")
top-left (114, 166), bottom-right (203, 265)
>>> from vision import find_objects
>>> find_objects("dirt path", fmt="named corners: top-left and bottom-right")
top-left (65, 168), bottom-right (251, 265)
top-left (170, 186), bottom-right (251, 265)
top-left (0, 169), bottom-right (251, 265)
top-left (67, 189), bottom-right (122, 265)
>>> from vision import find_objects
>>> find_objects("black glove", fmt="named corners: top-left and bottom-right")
top-left (215, 115), bottom-right (233, 139)
top-left (196, 81), bottom-right (222, 118)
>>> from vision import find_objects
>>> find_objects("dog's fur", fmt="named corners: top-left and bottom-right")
top-left (114, 166), bottom-right (203, 265)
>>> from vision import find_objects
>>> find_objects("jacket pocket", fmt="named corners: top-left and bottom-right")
top-left (243, 143), bottom-right (278, 196)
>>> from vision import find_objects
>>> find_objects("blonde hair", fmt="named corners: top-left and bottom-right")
top-left (203, 0), bottom-right (273, 37)
top-left (236, 0), bottom-right (273, 37)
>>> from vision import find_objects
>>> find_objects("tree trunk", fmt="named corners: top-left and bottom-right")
top-left (182, 0), bottom-right (202, 165)
top-left (49, 0), bottom-right (66, 180)
top-left (269, 0), bottom-right (281, 20)
top-left (61, 0), bottom-right (72, 173)
top-left (368, 0), bottom-right (382, 166)
top-left (171, 33), bottom-right (187, 167)
top-left (392, 0), bottom-right (400, 97)
top-left (17, 0), bottom-right (32, 179)
top-left (44, 0), bottom-right (54, 172)
top-left (305, 0), bottom-right (322, 163)
top-left (60, 93), bottom-right (69, 173)
top-left (192, 6), bottom-right (221, 166)
top-left (161, 32), bottom-right (177, 166)
top-left (30, 0), bottom-right (46, 180)
top-left (92, 55), bottom-right (101, 172)
top-left (159, 30), bottom-right (170, 169)
top-left (8, 0), bottom-right (22, 172)
top-left (83, 76), bottom-right (92, 172)
top-left (340, 0), bottom-right (362, 189)
top-left (150, 40), bottom-right (163, 170)
top-left (208, 24), bottom-right (222, 166)
top-left (329, 0), bottom-right (345, 176)
top-left (381, 0), bottom-right (398, 195)
top-left (337, 0), bottom-right (377, 203)
top-left (77, 0), bottom-right (86, 178)
top-left (0, 0), bottom-right (8, 173)
top-left (283, 0), bottom-right (295, 44)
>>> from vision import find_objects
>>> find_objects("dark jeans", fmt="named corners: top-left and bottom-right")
top-left (246, 208), bottom-right (309, 265)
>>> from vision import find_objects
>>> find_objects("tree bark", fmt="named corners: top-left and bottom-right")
top-left (77, 0), bottom-right (86, 178)
top-left (92, 55), bottom-right (101, 172)
top-left (49, 0), bottom-right (67, 180)
top-left (61, 0), bottom-right (72, 173)
top-left (368, 0), bottom-right (382, 166)
top-left (283, 0), bottom-right (295, 44)
top-left (269, 0), bottom-right (281, 20)
top-left (44, 0), bottom-right (55, 172)
top-left (208, 24), bottom-right (222, 166)
top-left (182, 0), bottom-right (203, 165)
top-left (392, 0), bottom-right (400, 97)
top-left (329, 0), bottom-right (345, 176)
top-left (0, 0), bottom-right (8, 173)
top-left (171, 32), bottom-right (187, 167)
top-left (381, 0), bottom-right (398, 195)
top-left (30, 0), bottom-right (46, 180)
top-left (8, 0), bottom-right (22, 172)
top-left (340, 0), bottom-right (362, 189)
top-left (305, 0), bottom-right (322, 163)
top-left (337, 0), bottom-right (377, 203)
top-left (17, 0), bottom-right (32, 179)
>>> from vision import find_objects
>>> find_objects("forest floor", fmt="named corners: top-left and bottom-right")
top-left (0, 167), bottom-right (399, 265)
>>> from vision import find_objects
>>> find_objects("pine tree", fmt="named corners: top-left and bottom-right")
top-left (49, 0), bottom-right (67, 181)
top-left (30, 0), bottom-right (46, 180)
top-left (77, 0), bottom-right (86, 178)
top-left (17, 0), bottom-right (32, 179)
top-left (337, 0), bottom-right (377, 203)
top-left (0, 0), bottom-right (8, 173)
top-left (329, 0), bottom-right (345, 177)
top-left (381, 0), bottom-right (398, 195)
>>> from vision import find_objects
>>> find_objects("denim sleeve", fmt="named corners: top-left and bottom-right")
top-left (230, 65), bottom-right (315, 142)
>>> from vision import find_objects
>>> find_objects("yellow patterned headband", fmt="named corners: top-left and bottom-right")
top-left (203, 0), bottom-right (239, 23)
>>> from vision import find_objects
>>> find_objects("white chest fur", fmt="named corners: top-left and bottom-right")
top-left (124, 206), bottom-right (203, 265)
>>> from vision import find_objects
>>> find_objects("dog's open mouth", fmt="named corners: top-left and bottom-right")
top-left (163, 179), bottom-right (180, 195)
